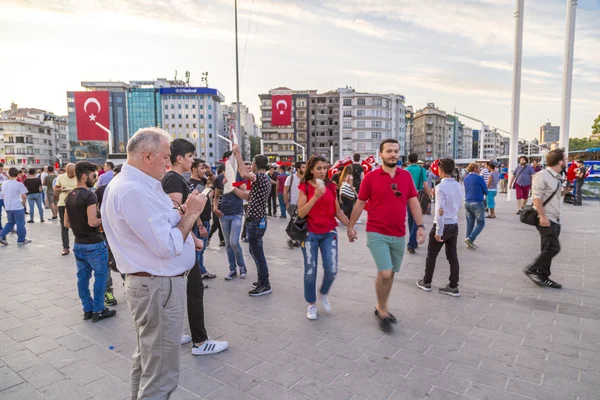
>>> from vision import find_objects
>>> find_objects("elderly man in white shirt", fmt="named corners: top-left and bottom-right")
top-left (101, 127), bottom-right (207, 400)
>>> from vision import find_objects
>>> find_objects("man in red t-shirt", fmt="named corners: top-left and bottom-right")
top-left (347, 139), bottom-right (426, 332)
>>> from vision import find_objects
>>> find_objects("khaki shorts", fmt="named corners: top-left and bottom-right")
top-left (366, 232), bottom-right (406, 273)
top-left (47, 193), bottom-right (56, 205)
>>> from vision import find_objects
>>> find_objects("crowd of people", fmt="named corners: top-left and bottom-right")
top-left (0, 126), bottom-right (581, 399)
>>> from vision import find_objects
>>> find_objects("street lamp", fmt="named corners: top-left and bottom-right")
top-left (217, 134), bottom-right (232, 150)
top-left (292, 141), bottom-right (305, 161)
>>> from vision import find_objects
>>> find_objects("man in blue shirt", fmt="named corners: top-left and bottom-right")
top-left (405, 153), bottom-right (431, 254)
top-left (463, 162), bottom-right (487, 249)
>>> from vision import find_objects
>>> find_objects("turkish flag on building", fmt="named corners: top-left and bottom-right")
top-left (74, 91), bottom-right (110, 141)
top-left (271, 94), bottom-right (292, 126)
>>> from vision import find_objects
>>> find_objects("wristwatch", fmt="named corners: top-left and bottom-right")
top-left (417, 224), bottom-right (425, 229)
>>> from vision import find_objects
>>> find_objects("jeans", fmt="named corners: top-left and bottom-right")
top-left (424, 224), bottom-right (460, 288)
top-left (340, 196), bottom-right (354, 220)
top-left (187, 261), bottom-right (208, 344)
top-left (27, 193), bottom-right (44, 221)
top-left (220, 214), bottom-right (246, 273)
top-left (465, 201), bottom-right (485, 242)
top-left (73, 241), bottom-right (108, 313)
top-left (268, 187), bottom-right (277, 216)
top-left (58, 206), bottom-right (70, 249)
top-left (301, 230), bottom-right (338, 303)
top-left (247, 219), bottom-right (269, 286)
top-left (209, 212), bottom-right (224, 243)
top-left (0, 209), bottom-right (26, 243)
top-left (193, 221), bottom-right (210, 275)
top-left (0, 199), bottom-right (4, 228)
top-left (278, 193), bottom-right (287, 217)
top-left (407, 206), bottom-right (418, 249)
top-left (527, 221), bottom-right (561, 280)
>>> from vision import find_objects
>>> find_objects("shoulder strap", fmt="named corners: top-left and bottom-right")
top-left (417, 166), bottom-right (424, 191)
top-left (542, 174), bottom-right (561, 207)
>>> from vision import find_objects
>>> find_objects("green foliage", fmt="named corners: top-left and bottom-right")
top-left (592, 114), bottom-right (600, 135)
top-left (570, 137), bottom-right (600, 151)
top-left (250, 136), bottom-right (262, 158)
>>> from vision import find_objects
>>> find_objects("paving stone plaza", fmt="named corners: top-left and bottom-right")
top-left (1, 195), bottom-right (599, 400)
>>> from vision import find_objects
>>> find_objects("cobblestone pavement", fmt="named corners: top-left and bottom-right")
top-left (1, 195), bottom-right (599, 400)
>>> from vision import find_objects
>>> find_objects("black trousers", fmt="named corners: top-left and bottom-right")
top-left (576, 181), bottom-right (584, 204)
top-left (187, 261), bottom-right (208, 344)
top-left (424, 224), bottom-right (460, 288)
top-left (268, 187), bottom-right (277, 216)
top-left (340, 196), bottom-right (354, 220)
top-left (209, 212), bottom-right (224, 242)
top-left (527, 221), bottom-right (561, 280)
top-left (58, 206), bottom-right (70, 249)
top-left (241, 204), bottom-right (248, 239)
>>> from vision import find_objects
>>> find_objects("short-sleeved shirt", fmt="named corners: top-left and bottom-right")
top-left (277, 174), bottom-right (287, 194)
top-left (214, 173), bottom-right (244, 216)
top-left (299, 182), bottom-right (338, 234)
top-left (189, 177), bottom-right (212, 222)
top-left (247, 173), bottom-right (271, 219)
top-left (24, 177), bottom-right (42, 194)
top-left (405, 164), bottom-right (427, 191)
top-left (44, 174), bottom-right (56, 194)
top-left (358, 168), bottom-right (418, 238)
top-left (576, 167), bottom-right (587, 184)
top-left (0, 173), bottom-right (9, 200)
top-left (513, 165), bottom-right (536, 187)
top-left (532, 168), bottom-right (563, 223)
top-left (1, 180), bottom-right (27, 210)
top-left (65, 188), bottom-right (104, 244)
top-left (162, 171), bottom-right (191, 203)
top-left (285, 174), bottom-right (301, 205)
top-left (488, 171), bottom-right (500, 190)
top-left (56, 173), bottom-right (78, 207)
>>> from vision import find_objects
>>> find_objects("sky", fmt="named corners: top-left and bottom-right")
top-left (1, 0), bottom-right (599, 141)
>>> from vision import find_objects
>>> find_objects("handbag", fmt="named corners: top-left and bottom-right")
top-left (340, 182), bottom-right (355, 200)
top-left (416, 166), bottom-right (431, 214)
top-left (286, 183), bottom-right (309, 241)
top-left (520, 180), bottom-right (561, 226)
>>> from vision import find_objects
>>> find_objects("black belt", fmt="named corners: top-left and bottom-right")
top-left (246, 217), bottom-right (262, 222)
top-left (127, 271), bottom-right (188, 278)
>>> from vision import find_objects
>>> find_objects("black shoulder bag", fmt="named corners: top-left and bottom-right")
top-left (520, 180), bottom-right (561, 226)
top-left (286, 182), bottom-right (309, 242)
top-left (416, 166), bottom-right (431, 214)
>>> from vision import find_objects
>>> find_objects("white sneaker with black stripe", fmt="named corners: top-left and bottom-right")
top-left (192, 338), bottom-right (228, 356)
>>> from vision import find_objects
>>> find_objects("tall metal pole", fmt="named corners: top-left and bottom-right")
top-left (479, 123), bottom-right (485, 160)
top-left (235, 0), bottom-right (242, 151)
top-left (559, 0), bottom-right (577, 157)
top-left (508, 0), bottom-right (524, 202)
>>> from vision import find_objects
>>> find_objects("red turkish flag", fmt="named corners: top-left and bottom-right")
top-left (430, 159), bottom-right (440, 176)
top-left (364, 156), bottom-right (376, 165)
top-left (271, 94), bottom-right (292, 126)
top-left (361, 160), bottom-right (373, 174)
top-left (74, 91), bottom-right (110, 141)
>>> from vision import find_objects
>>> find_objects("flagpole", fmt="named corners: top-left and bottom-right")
top-left (235, 0), bottom-right (242, 152)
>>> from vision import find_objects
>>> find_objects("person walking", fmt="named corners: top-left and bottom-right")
top-left (574, 160), bottom-right (586, 206)
top-left (523, 148), bottom-right (570, 289)
top-left (284, 161), bottom-right (306, 248)
top-left (351, 153), bottom-right (364, 194)
top-left (214, 152), bottom-right (248, 280)
top-left (297, 155), bottom-right (354, 320)
top-left (499, 163), bottom-right (508, 193)
top-left (267, 165), bottom-right (279, 217)
top-left (510, 156), bottom-right (535, 214)
top-left (480, 163), bottom-right (490, 212)
top-left (486, 163), bottom-right (500, 218)
top-left (0, 167), bottom-right (30, 245)
top-left (24, 168), bottom-right (44, 223)
top-left (277, 165), bottom-right (288, 219)
top-left (0, 163), bottom-right (8, 230)
top-left (417, 159), bottom-right (463, 296)
top-left (102, 128), bottom-right (212, 399)
top-left (40, 166), bottom-right (48, 208)
top-left (64, 161), bottom-right (116, 322)
top-left (405, 153), bottom-right (430, 254)
top-left (55, 163), bottom-right (77, 255)
top-left (96, 161), bottom-right (115, 187)
top-left (347, 140), bottom-right (425, 332)
top-left (208, 164), bottom-right (226, 247)
top-left (338, 164), bottom-right (357, 220)
top-left (43, 166), bottom-right (58, 220)
top-left (463, 163), bottom-right (487, 249)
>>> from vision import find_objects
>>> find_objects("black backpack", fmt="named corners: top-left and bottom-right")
top-left (351, 164), bottom-right (363, 186)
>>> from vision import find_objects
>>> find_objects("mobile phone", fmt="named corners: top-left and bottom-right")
top-left (200, 187), bottom-right (213, 197)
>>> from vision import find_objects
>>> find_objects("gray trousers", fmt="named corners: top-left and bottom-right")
top-left (126, 275), bottom-right (186, 400)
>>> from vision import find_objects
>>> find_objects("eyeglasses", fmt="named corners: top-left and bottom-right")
top-left (172, 199), bottom-right (185, 214)
top-left (390, 183), bottom-right (402, 198)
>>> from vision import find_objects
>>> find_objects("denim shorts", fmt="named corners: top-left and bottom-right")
top-left (366, 232), bottom-right (406, 273)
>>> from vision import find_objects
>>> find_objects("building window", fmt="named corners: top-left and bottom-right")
top-left (165, 105), bottom-right (168, 110)
top-left (357, 98), bottom-right (366, 105)
top-left (178, 114), bottom-right (182, 119)
top-left (343, 99), bottom-right (352, 106)
top-left (372, 121), bottom-right (382, 128)
top-left (357, 121), bottom-right (365, 128)
top-left (171, 105), bottom-right (174, 109)
top-left (343, 122), bottom-right (351, 129)
top-left (185, 115), bottom-right (189, 119)
top-left (200, 105), bottom-right (203, 110)
top-left (343, 110), bottom-right (352, 117)
top-left (373, 132), bottom-right (382, 140)
top-left (192, 104), bottom-right (196, 109)
top-left (193, 123), bottom-right (196, 128)
top-left (178, 104), bottom-right (181, 109)
top-left (208, 114), bottom-right (212, 120)
top-left (373, 99), bottom-right (382, 106)
top-left (357, 132), bottom-right (365, 139)
top-left (357, 110), bottom-right (366, 117)
top-left (209, 124), bottom-right (212, 129)
top-left (185, 104), bottom-right (188, 109)
top-left (208, 105), bottom-right (212, 110)
top-left (193, 114), bottom-right (196, 119)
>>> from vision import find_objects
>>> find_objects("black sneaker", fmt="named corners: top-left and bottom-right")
top-left (0, 237), bottom-right (8, 245)
top-left (407, 247), bottom-right (416, 254)
top-left (27, 220), bottom-right (34, 223)
top-left (224, 271), bottom-right (237, 281)
top-left (83, 311), bottom-right (93, 320)
top-left (201, 272), bottom-right (217, 279)
top-left (92, 308), bottom-right (117, 322)
top-left (105, 291), bottom-right (117, 306)
top-left (538, 279), bottom-right (562, 289)
top-left (219, 241), bottom-right (226, 247)
top-left (438, 285), bottom-right (460, 297)
top-left (416, 279), bottom-right (432, 292)
top-left (249, 285), bottom-right (272, 297)
top-left (252, 281), bottom-right (259, 287)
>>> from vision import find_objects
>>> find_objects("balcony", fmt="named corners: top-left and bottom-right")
top-left (427, 118), bottom-right (433, 125)
top-left (426, 135), bottom-right (433, 144)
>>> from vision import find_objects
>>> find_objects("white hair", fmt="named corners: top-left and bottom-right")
top-left (127, 127), bottom-right (171, 156)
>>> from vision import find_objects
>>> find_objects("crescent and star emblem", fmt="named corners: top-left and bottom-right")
top-left (275, 99), bottom-right (288, 115)
top-left (83, 98), bottom-right (101, 122)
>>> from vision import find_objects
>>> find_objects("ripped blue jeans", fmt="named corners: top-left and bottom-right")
top-left (301, 230), bottom-right (338, 304)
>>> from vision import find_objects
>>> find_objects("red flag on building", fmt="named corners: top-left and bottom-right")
top-left (74, 91), bottom-right (110, 141)
top-left (271, 94), bottom-right (292, 126)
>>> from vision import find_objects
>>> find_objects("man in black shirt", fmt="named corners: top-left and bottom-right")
top-left (24, 168), bottom-right (44, 223)
top-left (64, 161), bottom-right (116, 322)
top-left (574, 160), bottom-right (586, 206)
top-left (267, 165), bottom-right (279, 216)
top-left (231, 144), bottom-right (273, 296)
top-left (161, 139), bottom-right (228, 356)
top-left (189, 158), bottom-right (216, 279)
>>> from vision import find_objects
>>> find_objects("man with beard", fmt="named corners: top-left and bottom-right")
top-left (64, 161), bottom-right (116, 322)
top-left (347, 139), bottom-right (426, 332)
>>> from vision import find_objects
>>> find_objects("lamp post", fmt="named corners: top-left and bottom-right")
top-left (508, 0), bottom-right (524, 202)
top-left (217, 134), bottom-right (232, 150)
top-left (559, 0), bottom-right (577, 157)
top-left (292, 141), bottom-right (305, 161)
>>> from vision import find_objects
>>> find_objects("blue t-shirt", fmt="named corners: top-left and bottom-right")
top-left (214, 173), bottom-right (244, 215)
top-left (464, 173), bottom-right (487, 202)
top-left (513, 165), bottom-right (536, 187)
top-left (405, 164), bottom-right (427, 191)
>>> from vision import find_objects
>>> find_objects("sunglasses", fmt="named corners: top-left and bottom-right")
top-left (390, 183), bottom-right (402, 198)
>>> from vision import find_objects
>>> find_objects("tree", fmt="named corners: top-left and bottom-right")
top-left (569, 137), bottom-right (600, 151)
top-left (592, 114), bottom-right (600, 137)
top-left (249, 136), bottom-right (262, 159)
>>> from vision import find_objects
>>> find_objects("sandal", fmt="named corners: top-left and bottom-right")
top-left (374, 308), bottom-right (397, 324)
top-left (61, 249), bottom-right (70, 256)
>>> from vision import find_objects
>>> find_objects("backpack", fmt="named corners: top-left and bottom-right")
top-left (351, 164), bottom-right (363, 187)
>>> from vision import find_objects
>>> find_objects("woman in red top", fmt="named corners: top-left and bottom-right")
top-left (297, 156), bottom-right (356, 321)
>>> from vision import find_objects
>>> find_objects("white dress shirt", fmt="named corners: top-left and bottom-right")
top-left (101, 163), bottom-right (195, 276)
top-left (434, 178), bottom-right (463, 237)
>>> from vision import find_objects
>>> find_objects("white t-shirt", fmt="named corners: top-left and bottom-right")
top-left (285, 174), bottom-right (301, 205)
top-left (1, 180), bottom-right (27, 210)
top-left (0, 173), bottom-right (9, 200)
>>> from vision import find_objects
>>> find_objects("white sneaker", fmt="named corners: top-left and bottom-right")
top-left (320, 295), bottom-right (332, 313)
top-left (181, 335), bottom-right (192, 345)
top-left (306, 305), bottom-right (317, 320)
top-left (192, 338), bottom-right (228, 356)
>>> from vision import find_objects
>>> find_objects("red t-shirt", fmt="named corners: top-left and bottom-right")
top-left (299, 182), bottom-right (338, 234)
top-left (277, 174), bottom-right (287, 194)
top-left (358, 167), bottom-right (417, 238)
